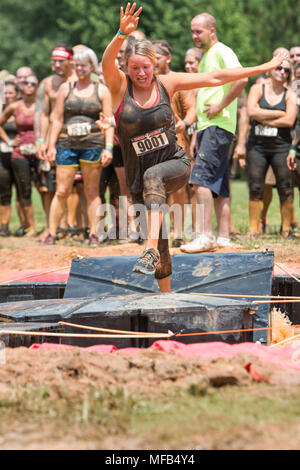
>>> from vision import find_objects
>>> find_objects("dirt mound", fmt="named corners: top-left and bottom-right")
top-left (1, 347), bottom-right (300, 401)
top-left (0, 236), bottom-right (300, 450)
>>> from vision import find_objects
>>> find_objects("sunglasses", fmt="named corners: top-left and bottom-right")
top-left (23, 80), bottom-right (38, 87)
top-left (275, 66), bottom-right (290, 73)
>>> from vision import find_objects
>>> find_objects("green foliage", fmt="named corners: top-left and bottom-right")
top-left (0, 0), bottom-right (299, 80)
top-left (244, 0), bottom-right (300, 62)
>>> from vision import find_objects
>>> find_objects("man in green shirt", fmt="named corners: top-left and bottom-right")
top-left (181, 13), bottom-right (247, 253)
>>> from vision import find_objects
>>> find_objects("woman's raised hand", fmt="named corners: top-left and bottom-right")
top-left (120, 2), bottom-right (143, 35)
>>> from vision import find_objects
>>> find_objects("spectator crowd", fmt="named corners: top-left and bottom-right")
top-left (0, 12), bottom-right (299, 258)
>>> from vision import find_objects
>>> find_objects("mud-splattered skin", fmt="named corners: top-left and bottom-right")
top-left (117, 77), bottom-right (191, 279)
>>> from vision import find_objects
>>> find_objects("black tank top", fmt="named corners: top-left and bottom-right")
top-left (3, 119), bottom-right (17, 139)
top-left (116, 77), bottom-right (189, 194)
top-left (0, 119), bottom-right (17, 156)
top-left (57, 82), bottom-right (104, 149)
top-left (249, 84), bottom-right (291, 144)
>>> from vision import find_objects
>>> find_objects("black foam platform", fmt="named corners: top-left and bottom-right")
top-left (0, 282), bottom-right (65, 304)
top-left (0, 292), bottom-right (256, 348)
top-left (0, 251), bottom-right (273, 347)
top-left (64, 251), bottom-right (274, 342)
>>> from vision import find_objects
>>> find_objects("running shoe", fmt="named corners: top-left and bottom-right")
top-left (172, 238), bottom-right (184, 248)
top-left (180, 234), bottom-right (217, 253)
top-left (24, 227), bottom-right (37, 237)
top-left (216, 237), bottom-right (232, 248)
top-left (56, 228), bottom-right (68, 239)
top-left (132, 248), bottom-right (160, 275)
top-left (0, 225), bottom-right (10, 237)
top-left (15, 226), bottom-right (26, 237)
top-left (89, 234), bottom-right (100, 247)
top-left (67, 225), bottom-right (77, 238)
top-left (44, 233), bottom-right (55, 245)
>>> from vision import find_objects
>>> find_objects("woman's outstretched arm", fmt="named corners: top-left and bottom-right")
top-left (162, 52), bottom-right (289, 94)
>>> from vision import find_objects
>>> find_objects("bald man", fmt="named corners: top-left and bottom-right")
top-left (181, 13), bottom-right (247, 253)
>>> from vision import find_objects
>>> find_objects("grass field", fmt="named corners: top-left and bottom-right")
top-left (231, 179), bottom-right (300, 235)
top-left (1, 379), bottom-right (300, 449)
top-left (7, 178), bottom-right (300, 238)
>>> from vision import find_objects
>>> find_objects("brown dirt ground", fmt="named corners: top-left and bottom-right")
top-left (0, 236), bottom-right (300, 450)
top-left (0, 346), bottom-right (300, 450)
top-left (0, 234), bottom-right (300, 271)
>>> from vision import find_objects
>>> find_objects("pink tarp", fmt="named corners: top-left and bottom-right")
top-left (29, 340), bottom-right (300, 378)
top-left (0, 270), bottom-right (69, 283)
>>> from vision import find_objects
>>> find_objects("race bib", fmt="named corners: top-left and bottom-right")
top-left (0, 142), bottom-right (12, 153)
top-left (131, 128), bottom-right (169, 156)
top-left (67, 122), bottom-right (91, 137)
top-left (255, 125), bottom-right (278, 137)
top-left (19, 143), bottom-right (36, 156)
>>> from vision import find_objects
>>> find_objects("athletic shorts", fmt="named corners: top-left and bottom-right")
top-left (56, 147), bottom-right (102, 167)
top-left (189, 126), bottom-right (234, 198)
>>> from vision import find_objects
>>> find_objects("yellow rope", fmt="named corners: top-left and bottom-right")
top-left (253, 299), bottom-right (300, 304)
top-left (190, 292), bottom-right (300, 300)
top-left (58, 321), bottom-right (171, 337)
top-left (0, 329), bottom-right (173, 339)
top-left (270, 333), bottom-right (300, 348)
top-left (274, 262), bottom-right (300, 284)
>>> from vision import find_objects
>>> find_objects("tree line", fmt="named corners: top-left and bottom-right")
top-left (0, 0), bottom-right (299, 80)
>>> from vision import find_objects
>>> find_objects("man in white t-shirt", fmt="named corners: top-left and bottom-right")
top-left (181, 13), bottom-right (247, 253)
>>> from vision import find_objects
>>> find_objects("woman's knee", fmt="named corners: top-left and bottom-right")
top-left (0, 175), bottom-right (12, 205)
top-left (55, 185), bottom-right (73, 199)
top-left (277, 185), bottom-right (293, 203)
top-left (18, 195), bottom-right (32, 206)
top-left (83, 182), bottom-right (100, 201)
top-left (249, 182), bottom-right (264, 200)
top-left (143, 170), bottom-right (165, 207)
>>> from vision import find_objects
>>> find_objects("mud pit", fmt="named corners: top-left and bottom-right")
top-left (0, 236), bottom-right (300, 450)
